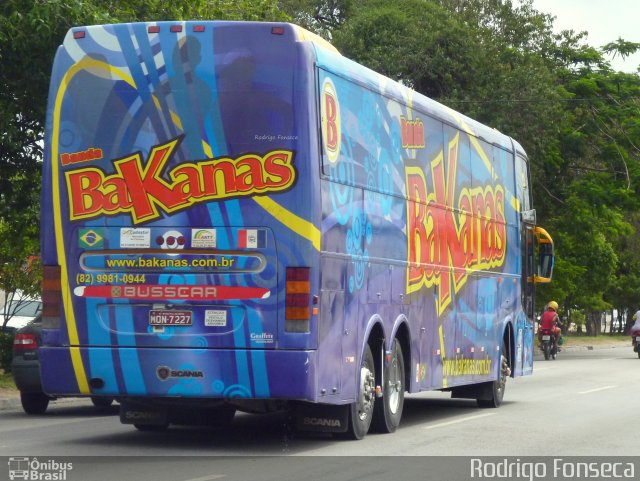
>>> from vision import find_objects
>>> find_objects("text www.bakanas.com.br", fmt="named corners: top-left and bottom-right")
top-left (105, 257), bottom-right (236, 269)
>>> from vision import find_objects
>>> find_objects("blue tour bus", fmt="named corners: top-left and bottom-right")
top-left (40, 21), bottom-right (553, 439)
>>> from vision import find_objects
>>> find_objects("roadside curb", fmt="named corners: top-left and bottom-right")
top-left (555, 344), bottom-right (629, 351)
top-left (0, 396), bottom-right (20, 411)
top-left (0, 395), bottom-right (91, 412)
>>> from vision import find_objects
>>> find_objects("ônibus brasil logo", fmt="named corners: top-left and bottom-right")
top-left (8, 457), bottom-right (73, 480)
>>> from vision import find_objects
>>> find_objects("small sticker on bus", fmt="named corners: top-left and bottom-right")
top-left (204, 310), bottom-right (227, 327)
top-left (191, 229), bottom-right (217, 248)
top-left (120, 228), bottom-right (151, 248)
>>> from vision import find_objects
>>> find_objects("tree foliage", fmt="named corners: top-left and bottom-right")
top-left (327, 0), bottom-right (640, 327)
top-left (0, 0), bottom-right (287, 305)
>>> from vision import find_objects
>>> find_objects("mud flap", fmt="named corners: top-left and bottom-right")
top-left (294, 403), bottom-right (349, 433)
top-left (119, 401), bottom-right (168, 426)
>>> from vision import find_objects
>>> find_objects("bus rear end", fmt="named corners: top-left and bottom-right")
top-left (40, 21), bottom-right (323, 425)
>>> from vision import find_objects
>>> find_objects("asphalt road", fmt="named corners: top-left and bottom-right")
top-left (1, 346), bottom-right (639, 481)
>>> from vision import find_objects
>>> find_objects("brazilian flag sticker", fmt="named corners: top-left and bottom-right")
top-left (79, 228), bottom-right (104, 249)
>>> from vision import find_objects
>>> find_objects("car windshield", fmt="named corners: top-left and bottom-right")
top-left (2, 300), bottom-right (42, 317)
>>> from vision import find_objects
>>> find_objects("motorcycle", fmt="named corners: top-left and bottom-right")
top-left (633, 332), bottom-right (640, 359)
top-left (538, 327), bottom-right (558, 360)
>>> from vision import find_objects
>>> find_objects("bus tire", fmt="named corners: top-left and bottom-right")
top-left (477, 345), bottom-right (509, 408)
top-left (372, 339), bottom-right (404, 433)
top-left (91, 396), bottom-right (114, 408)
top-left (20, 392), bottom-right (50, 415)
top-left (134, 423), bottom-right (169, 432)
top-left (206, 405), bottom-right (236, 426)
top-left (343, 344), bottom-right (376, 440)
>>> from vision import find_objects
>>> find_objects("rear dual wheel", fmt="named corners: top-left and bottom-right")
top-left (343, 339), bottom-right (406, 439)
top-left (372, 339), bottom-right (405, 433)
top-left (343, 344), bottom-right (376, 440)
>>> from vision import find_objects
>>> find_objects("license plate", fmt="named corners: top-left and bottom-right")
top-left (636, 337), bottom-right (640, 342)
top-left (149, 310), bottom-right (192, 326)
top-left (541, 335), bottom-right (551, 341)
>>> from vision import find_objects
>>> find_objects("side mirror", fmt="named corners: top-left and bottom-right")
top-left (531, 226), bottom-right (554, 283)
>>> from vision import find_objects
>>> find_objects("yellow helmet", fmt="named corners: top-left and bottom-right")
top-left (548, 301), bottom-right (558, 311)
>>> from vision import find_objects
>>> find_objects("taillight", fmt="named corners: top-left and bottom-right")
top-left (14, 333), bottom-right (38, 350)
top-left (285, 267), bottom-right (311, 332)
top-left (42, 265), bottom-right (61, 327)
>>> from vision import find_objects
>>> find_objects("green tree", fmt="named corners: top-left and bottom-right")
top-left (0, 0), bottom-right (287, 310)
top-left (278, 0), bottom-right (352, 38)
top-left (332, 0), bottom-right (640, 326)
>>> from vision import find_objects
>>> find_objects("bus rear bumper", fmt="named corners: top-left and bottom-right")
top-left (39, 346), bottom-right (318, 402)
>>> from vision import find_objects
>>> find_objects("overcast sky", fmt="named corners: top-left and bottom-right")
top-left (530, 0), bottom-right (640, 72)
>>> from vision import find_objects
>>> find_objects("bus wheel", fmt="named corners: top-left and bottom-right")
top-left (372, 339), bottom-right (405, 433)
top-left (477, 345), bottom-right (509, 408)
top-left (344, 344), bottom-right (376, 440)
top-left (91, 396), bottom-right (114, 408)
top-left (206, 405), bottom-right (236, 426)
top-left (20, 392), bottom-right (50, 415)
top-left (134, 423), bottom-right (169, 432)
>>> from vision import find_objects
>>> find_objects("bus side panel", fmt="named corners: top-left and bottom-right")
top-left (315, 54), bottom-right (528, 394)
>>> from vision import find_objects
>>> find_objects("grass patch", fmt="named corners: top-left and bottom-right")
top-left (0, 370), bottom-right (16, 390)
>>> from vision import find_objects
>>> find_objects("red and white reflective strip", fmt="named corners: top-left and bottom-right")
top-left (74, 284), bottom-right (270, 301)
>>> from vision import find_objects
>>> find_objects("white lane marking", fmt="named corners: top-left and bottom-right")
top-left (181, 475), bottom-right (226, 481)
top-left (578, 385), bottom-right (617, 395)
top-left (423, 412), bottom-right (495, 430)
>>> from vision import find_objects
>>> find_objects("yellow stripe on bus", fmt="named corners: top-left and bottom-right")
top-left (252, 197), bottom-right (321, 251)
top-left (170, 110), bottom-right (183, 131)
top-left (202, 140), bottom-right (213, 158)
top-left (439, 324), bottom-right (447, 388)
top-left (51, 58), bottom-right (136, 394)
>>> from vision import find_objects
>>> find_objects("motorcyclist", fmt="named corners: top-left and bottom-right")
top-left (630, 309), bottom-right (640, 345)
top-left (539, 301), bottom-right (562, 351)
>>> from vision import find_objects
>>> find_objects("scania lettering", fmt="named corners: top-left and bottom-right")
top-left (303, 417), bottom-right (342, 428)
top-left (40, 21), bottom-right (553, 439)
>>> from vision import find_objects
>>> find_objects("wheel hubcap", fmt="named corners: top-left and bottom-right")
top-left (358, 366), bottom-right (375, 421)
top-left (497, 354), bottom-right (508, 394)
top-left (388, 355), bottom-right (402, 414)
